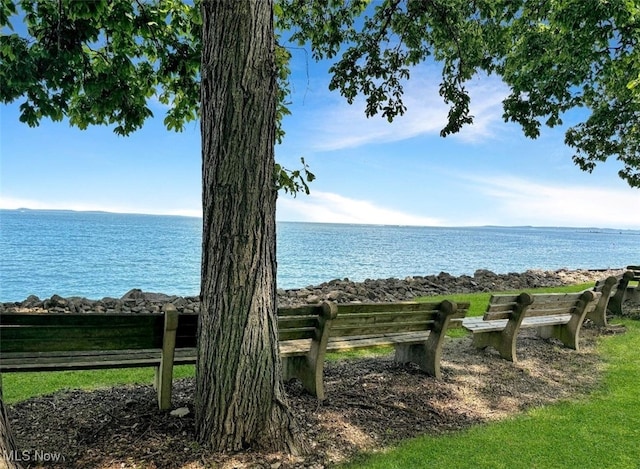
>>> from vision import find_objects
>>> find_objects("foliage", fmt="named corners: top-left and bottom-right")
top-left (0, 0), bottom-right (310, 190)
top-left (1, 0), bottom-right (200, 134)
top-left (275, 157), bottom-right (315, 195)
top-left (2, 1), bottom-right (638, 187)
top-left (278, 0), bottom-right (640, 187)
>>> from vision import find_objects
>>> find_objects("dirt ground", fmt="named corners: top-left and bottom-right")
top-left (9, 313), bottom-right (635, 469)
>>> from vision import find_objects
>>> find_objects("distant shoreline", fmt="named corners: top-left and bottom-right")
top-left (3, 208), bottom-right (640, 231)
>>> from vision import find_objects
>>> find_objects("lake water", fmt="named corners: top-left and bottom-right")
top-left (1, 209), bottom-right (637, 302)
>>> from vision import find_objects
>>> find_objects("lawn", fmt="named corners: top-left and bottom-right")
top-left (4, 282), bottom-right (638, 469)
top-left (343, 320), bottom-right (640, 468)
top-left (2, 364), bottom-right (195, 405)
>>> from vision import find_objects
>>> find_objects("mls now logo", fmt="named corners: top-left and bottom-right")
top-left (5, 449), bottom-right (66, 463)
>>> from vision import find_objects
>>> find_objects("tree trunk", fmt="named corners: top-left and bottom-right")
top-left (195, 0), bottom-right (304, 453)
top-left (1, 381), bottom-right (21, 469)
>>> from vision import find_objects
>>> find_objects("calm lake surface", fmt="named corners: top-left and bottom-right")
top-left (1, 209), bottom-right (637, 302)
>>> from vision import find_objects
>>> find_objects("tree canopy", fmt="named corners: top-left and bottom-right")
top-left (278, 0), bottom-right (640, 187)
top-left (1, 0), bottom-right (639, 457)
top-left (2, 0), bottom-right (639, 186)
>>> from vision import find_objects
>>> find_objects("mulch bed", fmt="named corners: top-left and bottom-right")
top-left (9, 319), bottom-right (628, 469)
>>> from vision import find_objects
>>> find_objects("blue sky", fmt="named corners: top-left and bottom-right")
top-left (1, 38), bottom-right (639, 229)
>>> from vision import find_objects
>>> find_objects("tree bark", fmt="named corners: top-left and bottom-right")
top-left (1, 381), bottom-right (21, 469)
top-left (195, 0), bottom-right (304, 453)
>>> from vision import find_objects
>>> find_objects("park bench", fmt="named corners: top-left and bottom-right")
top-left (280, 299), bottom-right (469, 399)
top-left (585, 275), bottom-right (620, 327)
top-left (0, 299), bottom-right (468, 407)
top-left (462, 290), bottom-right (600, 362)
top-left (0, 305), bottom-right (183, 410)
top-left (607, 266), bottom-right (640, 316)
top-left (0, 303), bottom-right (338, 409)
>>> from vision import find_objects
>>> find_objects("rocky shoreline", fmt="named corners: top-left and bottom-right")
top-left (0, 268), bottom-right (625, 314)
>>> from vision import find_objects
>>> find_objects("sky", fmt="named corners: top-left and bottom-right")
top-left (1, 26), bottom-right (640, 230)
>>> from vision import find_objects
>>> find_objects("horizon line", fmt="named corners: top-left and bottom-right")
top-left (2, 207), bottom-right (639, 232)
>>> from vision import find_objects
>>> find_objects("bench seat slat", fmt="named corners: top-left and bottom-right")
top-left (464, 313), bottom-right (572, 332)
top-left (327, 331), bottom-right (433, 351)
top-left (330, 320), bottom-right (436, 337)
top-left (279, 339), bottom-right (313, 356)
top-left (0, 348), bottom-right (201, 372)
top-left (0, 349), bottom-right (164, 372)
top-left (336, 302), bottom-right (441, 314)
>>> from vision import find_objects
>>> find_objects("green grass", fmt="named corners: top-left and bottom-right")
top-left (417, 282), bottom-right (594, 317)
top-left (343, 320), bottom-right (640, 468)
top-left (2, 365), bottom-right (195, 404)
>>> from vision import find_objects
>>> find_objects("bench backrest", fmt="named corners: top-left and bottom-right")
top-left (0, 303), bottom-right (336, 354)
top-left (174, 304), bottom-right (339, 346)
top-left (626, 265), bottom-right (640, 282)
top-left (483, 293), bottom-right (533, 321)
top-left (593, 276), bottom-right (618, 296)
top-left (525, 291), bottom-right (598, 318)
top-left (1, 299), bottom-right (469, 356)
top-left (277, 303), bottom-right (336, 341)
top-left (0, 312), bottom-right (166, 354)
top-left (484, 291), bottom-right (598, 321)
top-left (328, 300), bottom-right (469, 338)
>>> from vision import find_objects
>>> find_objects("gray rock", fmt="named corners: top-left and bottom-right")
top-left (2, 268), bottom-right (625, 314)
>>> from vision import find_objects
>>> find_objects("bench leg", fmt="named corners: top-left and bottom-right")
top-left (157, 353), bottom-right (175, 411)
top-left (472, 331), bottom-right (518, 362)
top-left (536, 324), bottom-right (580, 351)
top-left (609, 273), bottom-right (634, 316)
top-left (395, 343), bottom-right (440, 378)
top-left (585, 299), bottom-right (607, 328)
top-left (157, 305), bottom-right (179, 410)
top-left (282, 355), bottom-right (325, 400)
top-left (394, 301), bottom-right (459, 379)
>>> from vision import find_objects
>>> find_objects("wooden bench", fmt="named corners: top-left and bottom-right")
top-left (462, 290), bottom-right (600, 362)
top-left (585, 275), bottom-right (620, 327)
top-left (608, 266), bottom-right (640, 316)
top-left (0, 302), bottom-right (339, 409)
top-left (0, 299), bottom-right (467, 406)
top-left (0, 304), bottom-right (181, 410)
top-left (628, 265), bottom-right (640, 298)
top-left (280, 300), bottom-right (469, 399)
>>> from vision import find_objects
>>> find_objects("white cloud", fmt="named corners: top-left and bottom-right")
top-left (298, 69), bottom-right (509, 152)
top-left (277, 176), bottom-right (640, 230)
top-left (469, 176), bottom-right (640, 229)
top-left (277, 191), bottom-right (443, 226)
